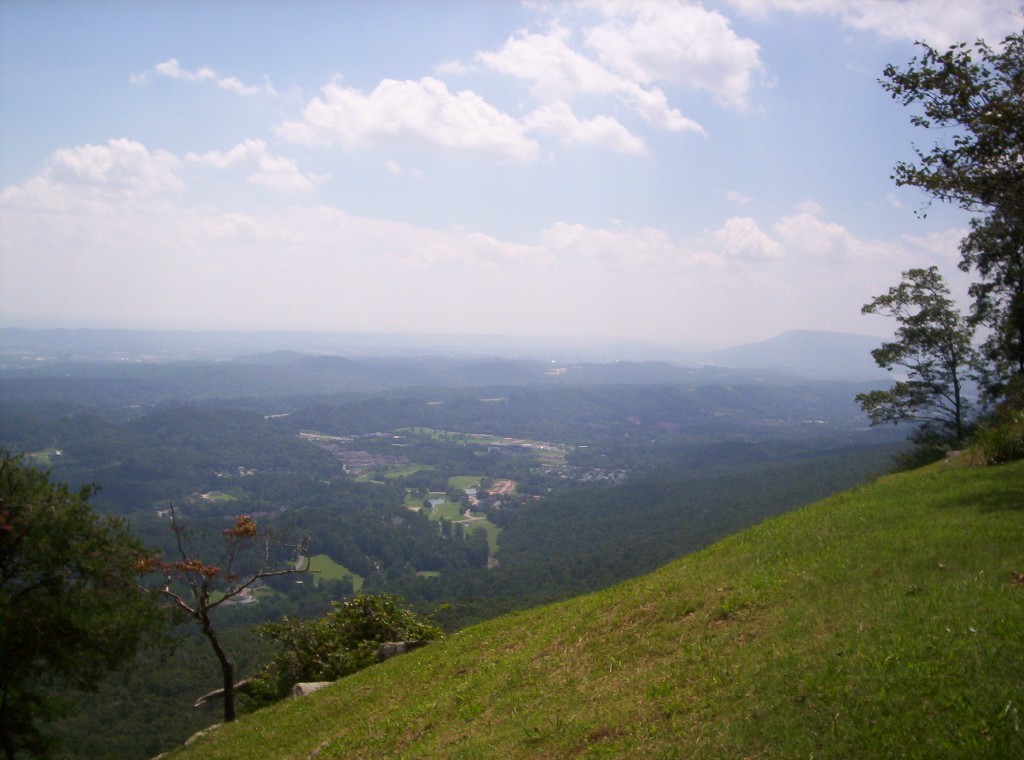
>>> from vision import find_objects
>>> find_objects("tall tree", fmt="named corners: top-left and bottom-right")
top-left (139, 509), bottom-right (309, 723)
top-left (0, 453), bottom-right (167, 760)
top-left (856, 267), bottom-right (977, 444)
top-left (882, 31), bottom-right (1024, 395)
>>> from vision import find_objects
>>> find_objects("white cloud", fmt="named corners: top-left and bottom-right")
top-left (883, 193), bottom-right (903, 209)
top-left (523, 102), bottom-right (647, 153)
top-left (795, 198), bottom-right (825, 216)
top-left (155, 58), bottom-right (216, 82)
top-left (725, 190), bottom-right (754, 204)
top-left (186, 139), bottom-right (321, 192)
top-left (149, 58), bottom-right (274, 96)
top-left (477, 25), bottom-right (705, 133)
top-left (4, 139), bottom-right (184, 201)
top-left (541, 221), bottom-right (684, 267)
top-left (434, 59), bottom-right (471, 76)
top-left (477, 24), bottom-right (600, 102)
top-left (724, 1), bottom-right (1021, 47)
top-left (216, 76), bottom-right (261, 97)
top-left (774, 210), bottom-right (852, 256)
top-left (276, 77), bottom-right (540, 162)
top-left (581, 1), bottom-right (765, 108)
top-left (0, 146), bottom-right (967, 343)
top-left (710, 216), bottom-right (783, 260)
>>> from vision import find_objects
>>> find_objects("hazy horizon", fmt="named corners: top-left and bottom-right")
top-left (2, 1), bottom-right (1018, 346)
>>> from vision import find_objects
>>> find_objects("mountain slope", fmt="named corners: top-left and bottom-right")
top-left (703, 329), bottom-right (887, 380)
top-left (172, 460), bottom-right (1024, 759)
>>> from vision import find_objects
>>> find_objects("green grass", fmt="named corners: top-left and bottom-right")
top-left (200, 490), bottom-right (236, 502)
top-left (403, 494), bottom-right (427, 511)
top-left (460, 515), bottom-right (500, 556)
top-left (305, 554), bottom-right (363, 592)
top-left (382, 464), bottom-right (434, 479)
top-left (431, 501), bottom-right (464, 521)
top-left (448, 475), bottom-right (482, 490)
top-left (26, 450), bottom-right (53, 466)
top-left (170, 459), bottom-right (1024, 759)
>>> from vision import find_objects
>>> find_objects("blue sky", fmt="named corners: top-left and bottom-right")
top-left (1, 1), bottom-right (1020, 350)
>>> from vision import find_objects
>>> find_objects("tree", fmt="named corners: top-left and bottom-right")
top-left (960, 207), bottom-right (1024, 391)
top-left (139, 509), bottom-right (309, 723)
top-left (882, 31), bottom-right (1024, 395)
top-left (857, 267), bottom-right (977, 445)
top-left (0, 453), bottom-right (167, 760)
top-left (242, 593), bottom-right (443, 710)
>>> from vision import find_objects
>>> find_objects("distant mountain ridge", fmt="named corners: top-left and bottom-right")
top-left (1, 327), bottom-right (889, 382)
top-left (701, 329), bottom-right (887, 380)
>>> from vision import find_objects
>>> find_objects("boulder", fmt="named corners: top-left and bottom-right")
top-left (292, 681), bottom-right (332, 698)
top-left (184, 723), bottom-right (220, 746)
top-left (375, 639), bottom-right (430, 661)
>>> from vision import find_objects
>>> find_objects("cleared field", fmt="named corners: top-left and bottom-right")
top-left (200, 491), bottom-right (236, 502)
top-left (26, 450), bottom-right (54, 466)
top-left (383, 463), bottom-right (434, 479)
top-left (448, 475), bottom-right (482, 490)
top-left (306, 554), bottom-right (364, 591)
top-left (431, 500), bottom-right (465, 522)
top-left (461, 516), bottom-right (500, 556)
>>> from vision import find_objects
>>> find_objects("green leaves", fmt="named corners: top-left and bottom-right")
top-left (857, 267), bottom-right (977, 445)
top-left (0, 452), bottom-right (168, 757)
top-left (882, 32), bottom-right (1024, 392)
top-left (243, 593), bottom-right (443, 710)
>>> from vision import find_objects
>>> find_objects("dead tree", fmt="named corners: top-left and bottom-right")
top-left (138, 508), bottom-right (310, 722)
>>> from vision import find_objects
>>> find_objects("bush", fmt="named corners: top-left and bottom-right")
top-left (969, 409), bottom-right (1024, 465)
top-left (241, 593), bottom-right (443, 710)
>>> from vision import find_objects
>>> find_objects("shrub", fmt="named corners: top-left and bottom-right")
top-left (970, 409), bottom-right (1024, 465)
top-left (242, 593), bottom-right (443, 710)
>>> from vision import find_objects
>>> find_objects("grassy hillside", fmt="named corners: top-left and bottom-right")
top-left (171, 460), bottom-right (1024, 759)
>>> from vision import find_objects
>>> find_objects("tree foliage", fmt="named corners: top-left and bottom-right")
top-left (856, 267), bottom-right (977, 445)
top-left (243, 593), bottom-right (443, 710)
top-left (882, 30), bottom-right (1024, 393)
top-left (0, 453), bottom-right (167, 759)
top-left (139, 510), bottom-right (310, 723)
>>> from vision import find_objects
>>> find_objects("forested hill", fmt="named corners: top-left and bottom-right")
top-left (171, 458), bottom-right (1024, 760)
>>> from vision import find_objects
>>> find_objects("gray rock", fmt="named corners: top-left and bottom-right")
top-left (309, 739), bottom-right (332, 758)
top-left (292, 681), bottom-right (332, 698)
top-left (376, 639), bottom-right (430, 660)
top-left (184, 723), bottom-right (220, 746)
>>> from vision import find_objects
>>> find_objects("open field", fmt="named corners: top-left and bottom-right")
top-left (306, 554), bottom-right (364, 591)
top-left (199, 490), bottom-right (236, 503)
top-left (461, 516), bottom-right (500, 556)
top-left (430, 500), bottom-right (465, 522)
top-left (448, 475), bottom-right (482, 490)
top-left (400, 427), bottom-right (569, 465)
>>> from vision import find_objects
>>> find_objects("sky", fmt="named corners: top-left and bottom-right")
top-left (1, 1), bottom-right (1021, 351)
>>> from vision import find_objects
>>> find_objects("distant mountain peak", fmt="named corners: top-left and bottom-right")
top-left (701, 330), bottom-right (887, 380)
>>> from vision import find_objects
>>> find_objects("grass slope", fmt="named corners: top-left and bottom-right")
top-left (173, 461), bottom-right (1024, 759)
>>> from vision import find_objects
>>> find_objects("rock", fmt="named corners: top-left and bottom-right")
top-left (375, 639), bottom-right (430, 661)
top-left (309, 739), bottom-right (332, 758)
top-left (184, 723), bottom-right (221, 746)
top-left (292, 681), bottom-right (332, 698)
